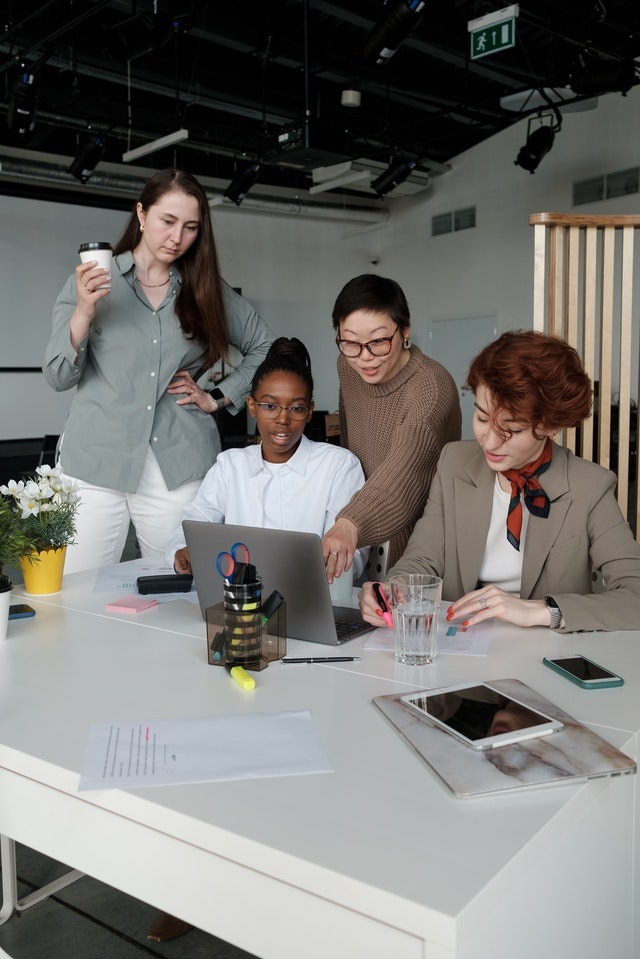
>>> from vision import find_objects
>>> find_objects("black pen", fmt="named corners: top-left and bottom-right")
top-left (281, 656), bottom-right (361, 664)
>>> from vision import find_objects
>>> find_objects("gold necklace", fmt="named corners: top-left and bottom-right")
top-left (138, 274), bottom-right (170, 288)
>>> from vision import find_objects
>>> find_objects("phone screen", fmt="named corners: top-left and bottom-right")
top-left (550, 656), bottom-right (617, 681)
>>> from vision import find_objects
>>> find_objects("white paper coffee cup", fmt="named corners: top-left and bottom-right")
top-left (78, 241), bottom-right (112, 289)
top-left (0, 574), bottom-right (12, 642)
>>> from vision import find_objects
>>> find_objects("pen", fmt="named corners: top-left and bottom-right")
top-left (281, 657), bottom-right (361, 664)
top-left (372, 582), bottom-right (393, 629)
top-left (225, 663), bottom-right (256, 689)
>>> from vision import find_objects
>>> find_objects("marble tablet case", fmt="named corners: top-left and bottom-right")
top-left (373, 678), bottom-right (636, 798)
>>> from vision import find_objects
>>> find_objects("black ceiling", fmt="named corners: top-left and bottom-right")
top-left (0, 0), bottom-right (639, 204)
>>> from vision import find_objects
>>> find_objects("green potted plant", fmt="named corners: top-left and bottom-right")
top-left (0, 465), bottom-right (80, 593)
top-left (0, 496), bottom-right (37, 576)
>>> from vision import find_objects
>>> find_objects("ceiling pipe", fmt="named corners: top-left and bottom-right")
top-left (0, 154), bottom-right (389, 224)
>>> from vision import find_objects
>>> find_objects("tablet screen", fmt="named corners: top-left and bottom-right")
top-left (401, 683), bottom-right (563, 750)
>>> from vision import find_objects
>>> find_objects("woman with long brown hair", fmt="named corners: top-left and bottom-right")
top-left (44, 169), bottom-right (274, 573)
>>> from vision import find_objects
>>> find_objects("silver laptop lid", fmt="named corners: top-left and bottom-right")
top-left (182, 520), bottom-right (367, 645)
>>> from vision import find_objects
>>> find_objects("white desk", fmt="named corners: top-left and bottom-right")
top-left (0, 563), bottom-right (638, 959)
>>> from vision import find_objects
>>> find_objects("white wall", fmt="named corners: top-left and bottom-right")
top-left (380, 87), bottom-right (640, 363)
top-left (1, 86), bottom-right (639, 440)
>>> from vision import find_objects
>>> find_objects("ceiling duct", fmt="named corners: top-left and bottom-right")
top-left (0, 151), bottom-right (389, 224)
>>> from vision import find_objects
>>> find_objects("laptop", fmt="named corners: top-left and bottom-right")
top-left (182, 520), bottom-right (372, 645)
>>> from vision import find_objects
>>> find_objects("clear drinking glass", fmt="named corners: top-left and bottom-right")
top-left (389, 573), bottom-right (442, 665)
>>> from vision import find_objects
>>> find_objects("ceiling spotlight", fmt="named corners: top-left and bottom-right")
top-left (569, 58), bottom-right (638, 98)
top-left (514, 112), bottom-right (560, 174)
top-left (103, 12), bottom-right (174, 62)
top-left (7, 71), bottom-right (37, 138)
top-left (224, 162), bottom-right (261, 206)
top-left (68, 134), bottom-right (106, 183)
top-left (362, 0), bottom-right (426, 66)
top-left (371, 156), bottom-right (418, 197)
top-left (341, 88), bottom-right (361, 108)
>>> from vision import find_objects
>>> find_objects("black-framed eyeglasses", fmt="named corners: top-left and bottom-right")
top-left (335, 328), bottom-right (399, 358)
top-left (253, 402), bottom-right (310, 421)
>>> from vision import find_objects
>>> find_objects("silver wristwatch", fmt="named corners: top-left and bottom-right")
top-left (544, 595), bottom-right (563, 629)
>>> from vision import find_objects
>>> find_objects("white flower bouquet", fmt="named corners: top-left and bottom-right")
top-left (0, 465), bottom-right (80, 567)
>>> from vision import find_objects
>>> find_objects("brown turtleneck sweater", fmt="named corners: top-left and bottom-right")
top-left (336, 345), bottom-right (461, 567)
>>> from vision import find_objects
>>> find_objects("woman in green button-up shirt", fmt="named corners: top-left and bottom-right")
top-left (44, 168), bottom-right (274, 574)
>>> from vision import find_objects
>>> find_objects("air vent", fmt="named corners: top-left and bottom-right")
top-left (574, 167), bottom-right (639, 206)
top-left (432, 213), bottom-right (452, 236)
top-left (432, 207), bottom-right (476, 236)
top-left (573, 176), bottom-right (605, 206)
top-left (606, 167), bottom-right (639, 199)
top-left (454, 207), bottom-right (476, 231)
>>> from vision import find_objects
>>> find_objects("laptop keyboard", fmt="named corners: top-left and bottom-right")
top-left (334, 618), bottom-right (371, 641)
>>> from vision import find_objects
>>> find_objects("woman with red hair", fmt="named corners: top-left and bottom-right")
top-left (360, 330), bottom-right (640, 632)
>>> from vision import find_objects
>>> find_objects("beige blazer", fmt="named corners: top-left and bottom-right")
top-left (389, 440), bottom-right (640, 632)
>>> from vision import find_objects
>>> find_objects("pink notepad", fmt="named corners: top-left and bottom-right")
top-left (105, 595), bottom-right (159, 614)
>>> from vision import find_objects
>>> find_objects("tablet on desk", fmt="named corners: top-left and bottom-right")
top-left (401, 682), bottom-right (564, 751)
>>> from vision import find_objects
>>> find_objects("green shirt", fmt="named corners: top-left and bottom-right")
top-left (43, 251), bottom-right (274, 492)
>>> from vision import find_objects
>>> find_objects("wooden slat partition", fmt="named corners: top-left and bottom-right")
top-left (530, 213), bottom-right (640, 538)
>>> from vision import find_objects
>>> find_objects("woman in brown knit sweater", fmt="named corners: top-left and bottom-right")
top-left (322, 274), bottom-right (461, 582)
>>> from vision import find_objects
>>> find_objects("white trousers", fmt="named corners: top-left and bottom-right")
top-left (62, 447), bottom-right (202, 574)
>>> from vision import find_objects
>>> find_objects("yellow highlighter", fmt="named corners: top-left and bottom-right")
top-left (225, 663), bottom-right (256, 690)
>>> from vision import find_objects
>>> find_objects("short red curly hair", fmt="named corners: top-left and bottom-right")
top-left (465, 330), bottom-right (593, 434)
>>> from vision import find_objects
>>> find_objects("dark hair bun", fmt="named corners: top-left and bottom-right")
top-left (251, 336), bottom-right (314, 397)
top-left (266, 337), bottom-right (311, 368)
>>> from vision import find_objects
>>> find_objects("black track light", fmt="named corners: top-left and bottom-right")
top-left (68, 134), bottom-right (106, 183)
top-left (371, 156), bottom-right (418, 197)
top-left (514, 104), bottom-right (563, 175)
top-left (362, 0), bottom-right (426, 66)
top-left (224, 162), bottom-right (261, 206)
top-left (514, 125), bottom-right (555, 174)
top-left (7, 72), bottom-right (37, 138)
top-left (570, 58), bottom-right (638, 98)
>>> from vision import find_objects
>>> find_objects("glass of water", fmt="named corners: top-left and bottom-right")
top-left (389, 573), bottom-right (442, 665)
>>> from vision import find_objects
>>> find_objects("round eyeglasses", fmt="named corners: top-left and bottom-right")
top-left (335, 328), bottom-right (399, 358)
top-left (253, 402), bottom-right (310, 421)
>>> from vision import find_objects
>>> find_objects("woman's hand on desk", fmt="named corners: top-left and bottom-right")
top-left (322, 518), bottom-right (358, 583)
top-left (446, 586), bottom-right (551, 629)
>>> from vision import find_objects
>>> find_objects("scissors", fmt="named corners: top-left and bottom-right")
top-left (216, 542), bottom-right (253, 583)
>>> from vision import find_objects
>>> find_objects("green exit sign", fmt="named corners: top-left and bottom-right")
top-left (470, 17), bottom-right (516, 59)
top-left (468, 6), bottom-right (519, 60)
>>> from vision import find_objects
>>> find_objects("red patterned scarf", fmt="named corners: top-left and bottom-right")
top-left (501, 438), bottom-right (553, 551)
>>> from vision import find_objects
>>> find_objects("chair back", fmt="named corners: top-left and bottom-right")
top-left (530, 212), bottom-right (640, 537)
top-left (365, 541), bottom-right (391, 580)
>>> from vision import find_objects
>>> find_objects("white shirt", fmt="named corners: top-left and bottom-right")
top-left (477, 475), bottom-right (529, 594)
top-left (165, 434), bottom-right (368, 575)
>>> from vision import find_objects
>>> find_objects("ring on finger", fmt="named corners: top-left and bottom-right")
top-left (479, 597), bottom-right (488, 609)
top-left (330, 550), bottom-right (338, 556)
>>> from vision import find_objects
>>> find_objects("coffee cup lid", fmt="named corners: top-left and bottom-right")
top-left (0, 574), bottom-right (12, 593)
top-left (78, 242), bottom-right (112, 253)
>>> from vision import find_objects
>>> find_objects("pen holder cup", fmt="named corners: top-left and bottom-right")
top-left (206, 581), bottom-right (286, 671)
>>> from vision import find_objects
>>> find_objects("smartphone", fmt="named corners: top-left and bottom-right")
top-left (543, 654), bottom-right (623, 689)
top-left (9, 604), bottom-right (36, 620)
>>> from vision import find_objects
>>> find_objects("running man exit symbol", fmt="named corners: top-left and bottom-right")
top-left (470, 18), bottom-right (516, 59)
